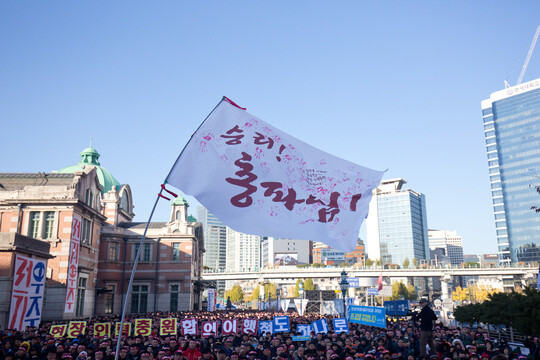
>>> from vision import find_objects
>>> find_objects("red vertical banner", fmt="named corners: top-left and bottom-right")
top-left (8, 255), bottom-right (47, 330)
top-left (64, 214), bottom-right (81, 313)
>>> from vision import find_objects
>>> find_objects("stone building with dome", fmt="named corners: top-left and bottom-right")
top-left (0, 146), bottom-right (204, 326)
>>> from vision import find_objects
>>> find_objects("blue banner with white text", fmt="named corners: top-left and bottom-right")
top-left (348, 305), bottom-right (386, 328)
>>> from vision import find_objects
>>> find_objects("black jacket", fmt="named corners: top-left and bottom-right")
top-left (412, 305), bottom-right (437, 331)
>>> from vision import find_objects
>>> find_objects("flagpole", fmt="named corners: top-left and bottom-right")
top-left (164, 97), bottom-right (228, 184)
top-left (114, 189), bottom-right (163, 360)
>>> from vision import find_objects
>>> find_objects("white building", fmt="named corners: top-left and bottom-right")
top-left (428, 229), bottom-right (464, 266)
top-left (261, 238), bottom-right (311, 268)
top-left (226, 228), bottom-right (261, 273)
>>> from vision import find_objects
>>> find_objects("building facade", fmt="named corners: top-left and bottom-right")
top-left (261, 238), bottom-right (312, 268)
top-left (366, 178), bottom-right (430, 266)
top-left (197, 206), bottom-right (227, 272)
top-left (312, 242), bottom-right (346, 265)
top-left (225, 229), bottom-right (261, 273)
top-left (428, 229), bottom-right (464, 266)
top-left (0, 146), bottom-right (204, 320)
top-left (481, 78), bottom-right (540, 263)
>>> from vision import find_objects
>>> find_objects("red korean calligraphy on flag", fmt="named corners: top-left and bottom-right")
top-left (160, 318), bottom-right (177, 336)
top-left (64, 214), bottom-right (81, 313)
top-left (201, 321), bottom-right (218, 338)
top-left (166, 98), bottom-right (384, 252)
top-left (221, 319), bottom-right (237, 335)
top-left (8, 255), bottom-right (47, 330)
top-left (242, 318), bottom-right (258, 334)
top-left (181, 318), bottom-right (198, 336)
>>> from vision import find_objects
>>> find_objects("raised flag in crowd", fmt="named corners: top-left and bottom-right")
top-left (166, 98), bottom-right (384, 252)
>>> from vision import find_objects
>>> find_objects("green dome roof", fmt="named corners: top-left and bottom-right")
top-left (57, 146), bottom-right (121, 194)
top-left (171, 195), bottom-right (189, 206)
top-left (188, 215), bottom-right (197, 222)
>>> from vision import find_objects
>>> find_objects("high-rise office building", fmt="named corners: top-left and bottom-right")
top-left (366, 178), bottom-right (430, 266)
top-left (197, 206), bottom-right (227, 271)
top-left (226, 229), bottom-right (261, 272)
top-left (481, 78), bottom-right (540, 263)
top-left (428, 229), bottom-right (464, 266)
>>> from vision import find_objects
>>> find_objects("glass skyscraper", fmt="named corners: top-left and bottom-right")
top-left (197, 206), bottom-right (227, 271)
top-left (366, 178), bottom-right (430, 266)
top-left (481, 78), bottom-right (540, 263)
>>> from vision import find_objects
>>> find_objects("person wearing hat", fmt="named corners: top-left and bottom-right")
top-left (412, 298), bottom-right (437, 359)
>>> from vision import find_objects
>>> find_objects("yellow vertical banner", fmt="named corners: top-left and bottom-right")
top-left (160, 318), bottom-right (177, 336)
top-left (67, 321), bottom-right (87, 338)
top-left (134, 319), bottom-right (152, 336)
top-left (50, 324), bottom-right (67, 338)
top-left (94, 323), bottom-right (111, 337)
top-left (115, 322), bottom-right (132, 336)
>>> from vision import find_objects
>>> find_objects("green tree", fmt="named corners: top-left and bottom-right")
top-left (340, 262), bottom-right (349, 267)
top-left (304, 278), bottom-right (316, 291)
top-left (412, 258), bottom-right (418, 268)
top-left (375, 259), bottom-right (382, 266)
top-left (406, 284), bottom-right (417, 300)
top-left (402, 258), bottom-right (410, 269)
top-left (250, 286), bottom-right (260, 302)
top-left (225, 284), bottom-right (244, 303)
top-left (365, 258), bottom-right (374, 266)
top-left (264, 283), bottom-right (277, 299)
top-left (391, 282), bottom-right (408, 300)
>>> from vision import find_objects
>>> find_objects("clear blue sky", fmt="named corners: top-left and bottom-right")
top-left (1, 2), bottom-right (539, 256)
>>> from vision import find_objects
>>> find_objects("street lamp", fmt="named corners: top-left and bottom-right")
top-left (277, 284), bottom-right (282, 312)
top-left (339, 269), bottom-right (349, 319)
top-left (298, 280), bottom-right (304, 316)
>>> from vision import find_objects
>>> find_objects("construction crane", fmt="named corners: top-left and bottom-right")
top-left (517, 25), bottom-right (540, 85)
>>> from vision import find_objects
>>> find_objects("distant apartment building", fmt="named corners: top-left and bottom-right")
top-left (428, 229), bottom-right (464, 266)
top-left (366, 178), bottom-right (430, 266)
top-left (261, 238), bottom-right (311, 268)
top-left (481, 78), bottom-right (540, 263)
top-left (226, 228), bottom-right (261, 272)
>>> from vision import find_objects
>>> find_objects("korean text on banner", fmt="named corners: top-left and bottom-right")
top-left (50, 325), bottom-right (67, 338)
top-left (64, 214), bottom-right (81, 313)
top-left (348, 305), bottom-right (386, 328)
top-left (166, 99), bottom-right (384, 253)
top-left (207, 289), bottom-right (217, 312)
top-left (160, 318), bottom-right (177, 336)
top-left (8, 255), bottom-right (47, 330)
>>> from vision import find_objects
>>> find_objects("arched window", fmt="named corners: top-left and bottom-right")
top-left (175, 210), bottom-right (182, 220)
top-left (120, 191), bottom-right (130, 212)
top-left (85, 189), bottom-right (93, 207)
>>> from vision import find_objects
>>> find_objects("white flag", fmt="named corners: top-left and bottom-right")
top-left (167, 98), bottom-right (384, 252)
top-left (280, 299), bottom-right (291, 312)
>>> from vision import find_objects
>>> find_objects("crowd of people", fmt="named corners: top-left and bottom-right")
top-left (1, 306), bottom-right (538, 360)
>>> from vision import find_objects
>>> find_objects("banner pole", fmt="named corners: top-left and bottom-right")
top-left (164, 98), bottom-right (227, 184)
top-left (114, 189), bottom-right (163, 360)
